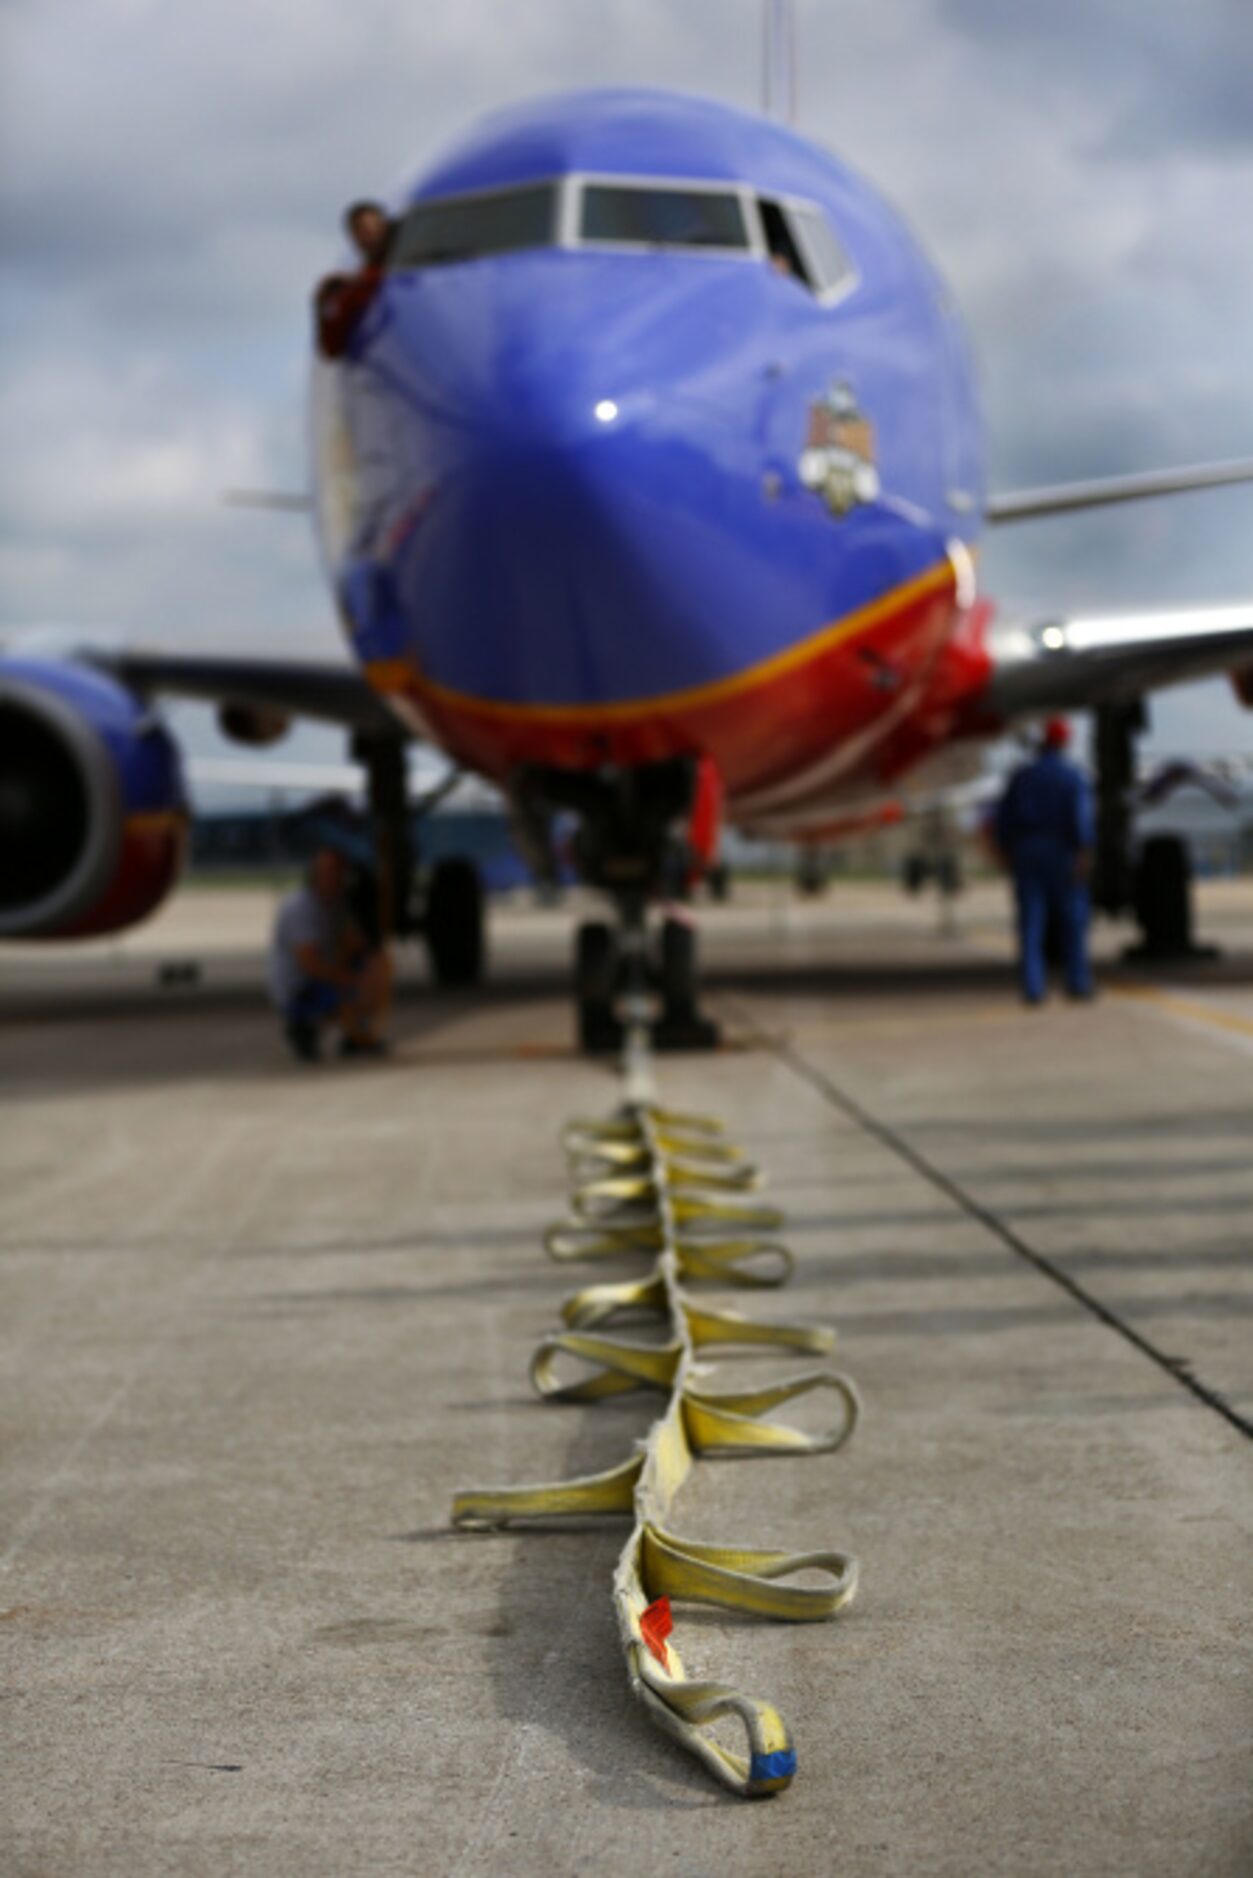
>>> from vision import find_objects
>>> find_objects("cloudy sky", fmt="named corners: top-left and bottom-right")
top-left (3, 0), bottom-right (1252, 764)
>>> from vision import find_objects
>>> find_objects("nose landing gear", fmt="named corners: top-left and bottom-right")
top-left (520, 757), bottom-right (722, 1055)
top-left (574, 912), bottom-right (719, 1055)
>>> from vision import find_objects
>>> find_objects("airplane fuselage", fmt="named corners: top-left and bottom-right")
top-left (312, 88), bottom-right (990, 837)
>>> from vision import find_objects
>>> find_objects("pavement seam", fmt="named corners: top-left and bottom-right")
top-left (718, 996), bottom-right (1253, 1444)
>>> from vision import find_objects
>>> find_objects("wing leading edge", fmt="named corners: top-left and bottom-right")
top-left (986, 457), bottom-right (1253, 524)
top-left (87, 649), bottom-right (401, 737)
top-left (984, 602), bottom-right (1253, 719)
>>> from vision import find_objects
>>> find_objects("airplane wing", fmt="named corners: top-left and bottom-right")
top-left (983, 602), bottom-right (1253, 719)
top-left (986, 457), bottom-right (1253, 523)
top-left (85, 648), bottom-right (401, 736)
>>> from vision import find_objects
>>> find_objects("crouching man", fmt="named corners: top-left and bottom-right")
top-left (269, 847), bottom-right (390, 1061)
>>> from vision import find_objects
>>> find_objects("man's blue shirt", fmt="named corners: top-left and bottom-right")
top-left (996, 749), bottom-right (1095, 858)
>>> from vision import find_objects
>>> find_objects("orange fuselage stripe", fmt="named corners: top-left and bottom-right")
top-left (364, 559), bottom-right (955, 725)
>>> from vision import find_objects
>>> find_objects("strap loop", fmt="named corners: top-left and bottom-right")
top-left (675, 1238), bottom-right (794, 1287)
top-left (531, 1331), bottom-right (682, 1401)
top-left (683, 1303), bottom-right (834, 1356)
top-left (452, 1453), bottom-right (643, 1530)
top-left (664, 1160), bottom-right (763, 1193)
top-left (683, 1370), bottom-right (861, 1456)
top-left (561, 1274), bottom-right (668, 1329)
top-left (635, 1660), bottom-right (797, 1797)
top-left (544, 1221), bottom-right (663, 1261)
top-left (641, 1524), bottom-right (859, 1621)
top-left (570, 1190), bottom-right (661, 1227)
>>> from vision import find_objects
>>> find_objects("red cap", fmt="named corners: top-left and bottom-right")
top-left (1042, 716), bottom-right (1071, 749)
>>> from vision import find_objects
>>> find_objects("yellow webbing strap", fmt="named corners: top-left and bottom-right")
top-left (675, 1237), bottom-right (795, 1287)
top-left (684, 1371), bottom-right (861, 1455)
top-left (636, 1662), bottom-right (797, 1797)
top-left (564, 1130), bottom-right (750, 1171)
top-left (672, 1193), bottom-right (786, 1230)
top-left (451, 1452), bottom-right (643, 1531)
top-left (544, 1221), bottom-right (664, 1261)
top-left (573, 1162), bottom-right (761, 1200)
top-left (561, 1273), bottom-right (669, 1329)
top-left (640, 1524), bottom-right (859, 1620)
top-left (452, 1096), bottom-right (861, 1798)
top-left (530, 1330), bottom-right (682, 1400)
top-left (683, 1302), bottom-right (834, 1355)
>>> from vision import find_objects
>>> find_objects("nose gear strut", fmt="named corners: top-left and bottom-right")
top-left (520, 757), bottom-right (722, 1052)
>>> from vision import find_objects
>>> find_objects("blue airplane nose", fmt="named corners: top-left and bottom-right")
top-left (376, 249), bottom-right (760, 467)
top-left (340, 252), bottom-right (792, 709)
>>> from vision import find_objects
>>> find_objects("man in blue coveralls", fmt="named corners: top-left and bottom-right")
top-left (996, 718), bottom-right (1096, 1005)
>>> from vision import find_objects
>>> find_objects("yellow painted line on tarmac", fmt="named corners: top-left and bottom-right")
top-left (1109, 984), bottom-right (1253, 1042)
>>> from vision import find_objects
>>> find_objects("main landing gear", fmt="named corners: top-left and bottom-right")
top-left (425, 857), bottom-right (486, 986)
top-left (1090, 701), bottom-right (1214, 962)
top-left (521, 757), bottom-right (721, 1055)
top-left (354, 732), bottom-right (487, 986)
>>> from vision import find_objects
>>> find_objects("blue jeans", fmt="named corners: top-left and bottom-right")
top-left (1011, 840), bottom-right (1092, 1002)
top-left (286, 981), bottom-right (345, 1024)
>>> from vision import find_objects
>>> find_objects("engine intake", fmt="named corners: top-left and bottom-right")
top-left (0, 659), bottom-right (187, 939)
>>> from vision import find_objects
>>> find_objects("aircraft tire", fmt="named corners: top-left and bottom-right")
top-left (425, 858), bottom-right (485, 986)
top-left (936, 854), bottom-right (962, 895)
top-left (1133, 834), bottom-right (1192, 954)
top-left (659, 917), bottom-right (697, 1011)
top-left (575, 920), bottom-right (621, 1054)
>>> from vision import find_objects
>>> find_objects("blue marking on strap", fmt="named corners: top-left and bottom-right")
top-left (749, 1748), bottom-right (797, 1783)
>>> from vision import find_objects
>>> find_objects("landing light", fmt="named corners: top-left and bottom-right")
top-left (1041, 625), bottom-right (1067, 651)
top-left (594, 400), bottom-right (619, 424)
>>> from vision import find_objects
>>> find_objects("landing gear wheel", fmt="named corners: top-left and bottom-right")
top-left (1127, 834), bottom-right (1214, 960)
top-left (425, 858), bottom-right (485, 986)
top-left (936, 854), bottom-right (962, 896)
top-left (576, 920), bottom-right (622, 1054)
top-left (660, 917), bottom-right (696, 1008)
top-left (653, 916), bottom-right (720, 1051)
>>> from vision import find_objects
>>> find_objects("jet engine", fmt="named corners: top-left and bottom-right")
top-left (0, 658), bottom-right (187, 939)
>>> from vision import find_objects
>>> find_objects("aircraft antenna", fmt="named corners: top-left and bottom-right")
top-left (762, 0), bottom-right (797, 124)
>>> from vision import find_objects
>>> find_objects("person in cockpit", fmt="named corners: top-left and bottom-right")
top-left (315, 200), bottom-right (394, 360)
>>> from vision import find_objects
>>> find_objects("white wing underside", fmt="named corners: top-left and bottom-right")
top-left (985, 602), bottom-right (1253, 717)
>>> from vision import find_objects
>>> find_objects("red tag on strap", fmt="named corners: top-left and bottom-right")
top-left (640, 1595), bottom-right (673, 1667)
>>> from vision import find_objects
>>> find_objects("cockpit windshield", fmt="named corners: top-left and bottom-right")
top-left (385, 177), bottom-right (851, 300)
top-left (579, 184), bottom-right (749, 251)
top-left (390, 184), bottom-right (557, 268)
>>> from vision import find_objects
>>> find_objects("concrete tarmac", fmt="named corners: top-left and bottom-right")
top-left (2, 880), bottom-right (1251, 1876)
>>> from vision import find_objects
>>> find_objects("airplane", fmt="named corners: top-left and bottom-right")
top-left (4, 74), bottom-right (1253, 1049)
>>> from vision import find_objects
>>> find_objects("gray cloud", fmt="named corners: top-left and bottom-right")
top-left (940, 0), bottom-right (1253, 161)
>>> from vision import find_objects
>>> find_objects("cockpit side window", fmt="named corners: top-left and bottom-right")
top-left (390, 184), bottom-right (557, 268)
top-left (789, 205), bottom-right (855, 298)
top-left (758, 197), bottom-right (856, 303)
top-left (758, 199), bottom-right (810, 285)
top-left (580, 185), bottom-right (750, 251)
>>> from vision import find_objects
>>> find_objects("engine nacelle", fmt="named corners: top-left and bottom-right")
top-left (0, 658), bottom-right (187, 939)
